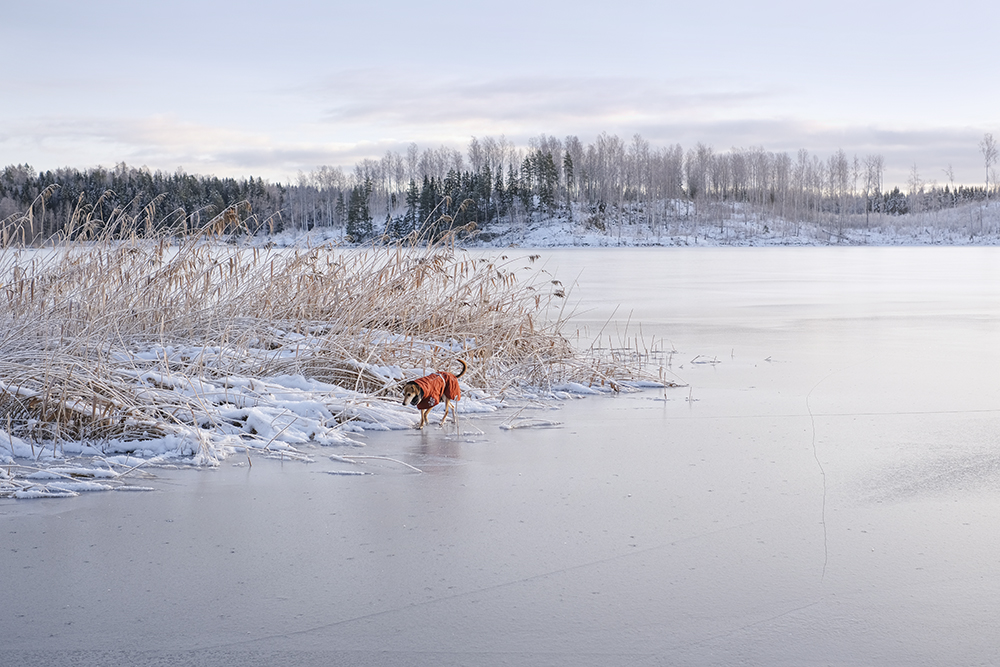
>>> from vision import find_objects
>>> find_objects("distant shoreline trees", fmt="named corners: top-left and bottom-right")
top-left (2, 133), bottom-right (998, 244)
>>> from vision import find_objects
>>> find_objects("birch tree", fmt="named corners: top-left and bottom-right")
top-left (981, 133), bottom-right (998, 204)
top-left (862, 154), bottom-right (884, 227)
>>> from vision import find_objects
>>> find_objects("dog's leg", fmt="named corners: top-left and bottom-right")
top-left (418, 408), bottom-right (430, 428)
top-left (440, 398), bottom-right (460, 428)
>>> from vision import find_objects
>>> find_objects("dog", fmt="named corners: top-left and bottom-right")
top-left (401, 359), bottom-right (467, 428)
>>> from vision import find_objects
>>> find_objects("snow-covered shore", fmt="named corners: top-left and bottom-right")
top-left (7, 201), bottom-right (1000, 499)
top-left (0, 352), bottom-right (496, 498)
top-left (262, 201), bottom-right (1000, 249)
top-left (0, 351), bottom-right (632, 499)
top-left (0, 237), bottom-right (653, 499)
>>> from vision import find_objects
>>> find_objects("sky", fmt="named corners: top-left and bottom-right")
top-left (2, 0), bottom-right (998, 188)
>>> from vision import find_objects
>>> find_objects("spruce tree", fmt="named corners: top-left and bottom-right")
top-left (403, 178), bottom-right (419, 235)
top-left (563, 151), bottom-right (574, 209)
top-left (345, 181), bottom-right (373, 242)
top-left (418, 176), bottom-right (437, 231)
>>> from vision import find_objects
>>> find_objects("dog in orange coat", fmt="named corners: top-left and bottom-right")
top-left (401, 359), bottom-right (467, 428)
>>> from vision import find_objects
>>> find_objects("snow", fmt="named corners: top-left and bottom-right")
top-left (25, 467), bottom-right (119, 480)
top-left (24, 197), bottom-right (990, 498)
top-left (0, 428), bottom-right (34, 460)
top-left (461, 202), bottom-right (1000, 248)
top-left (45, 480), bottom-right (115, 493)
top-left (7, 246), bottom-right (1000, 664)
top-left (551, 382), bottom-right (604, 395)
top-left (1, 337), bottom-right (643, 495)
top-left (498, 419), bottom-right (563, 430)
top-left (260, 200), bottom-right (1000, 250)
top-left (0, 339), bottom-right (521, 498)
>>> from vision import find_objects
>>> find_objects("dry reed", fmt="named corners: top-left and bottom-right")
top-left (0, 203), bottom-right (648, 466)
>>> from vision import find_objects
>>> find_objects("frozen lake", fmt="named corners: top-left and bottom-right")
top-left (4, 246), bottom-right (1000, 666)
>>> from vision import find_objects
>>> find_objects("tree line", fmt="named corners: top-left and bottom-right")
top-left (2, 133), bottom-right (998, 243)
top-left (0, 163), bottom-right (284, 242)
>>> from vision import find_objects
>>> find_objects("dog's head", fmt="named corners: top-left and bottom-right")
top-left (402, 381), bottom-right (423, 407)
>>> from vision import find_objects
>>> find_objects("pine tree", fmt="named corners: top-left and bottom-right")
top-left (563, 151), bottom-right (575, 209)
top-left (418, 176), bottom-right (438, 231)
top-left (493, 169), bottom-right (505, 220)
top-left (402, 178), bottom-right (419, 235)
top-left (537, 151), bottom-right (558, 212)
top-left (334, 191), bottom-right (346, 227)
top-left (505, 164), bottom-right (519, 223)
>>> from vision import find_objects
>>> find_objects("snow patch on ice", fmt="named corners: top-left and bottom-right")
top-left (499, 419), bottom-right (564, 430)
top-left (551, 382), bottom-right (604, 395)
top-left (0, 428), bottom-right (35, 460)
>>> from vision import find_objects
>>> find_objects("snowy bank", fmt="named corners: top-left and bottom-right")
top-left (260, 200), bottom-right (1000, 249)
top-left (0, 229), bottom-right (659, 499)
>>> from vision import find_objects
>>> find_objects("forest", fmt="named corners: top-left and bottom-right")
top-left (1, 133), bottom-right (998, 244)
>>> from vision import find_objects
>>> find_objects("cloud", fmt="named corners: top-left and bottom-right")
top-left (0, 115), bottom-right (341, 180)
top-left (314, 71), bottom-right (778, 129)
top-left (295, 71), bottom-right (992, 185)
top-left (2, 74), bottom-right (993, 188)
top-left (616, 119), bottom-right (988, 186)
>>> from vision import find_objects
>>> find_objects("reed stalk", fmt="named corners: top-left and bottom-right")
top-left (0, 205), bottom-right (647, 453)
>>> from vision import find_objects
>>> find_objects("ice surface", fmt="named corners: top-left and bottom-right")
top-left (5, 247), bottom-right (1000, 666)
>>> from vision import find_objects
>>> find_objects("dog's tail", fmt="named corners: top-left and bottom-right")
top-left (455, 358), bottom-right (467, 378)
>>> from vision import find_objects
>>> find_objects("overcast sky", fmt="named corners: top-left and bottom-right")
top-left (2, 0), bottom-right (997, 187)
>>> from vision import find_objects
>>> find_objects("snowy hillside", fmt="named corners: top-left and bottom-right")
top-left (264, 201), bottom-right (1000, 249)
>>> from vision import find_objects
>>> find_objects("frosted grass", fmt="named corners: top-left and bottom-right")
top-left (0, 217), bottom-right (653, 497)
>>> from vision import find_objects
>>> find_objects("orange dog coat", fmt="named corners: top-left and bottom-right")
top-left (412, 372), bottom-right (462, 410)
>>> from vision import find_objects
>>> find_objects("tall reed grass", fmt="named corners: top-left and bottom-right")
top-left (0, 202), bottom-right (646, 453)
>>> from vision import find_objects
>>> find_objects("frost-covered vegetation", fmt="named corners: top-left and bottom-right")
top-left (3, 132), bottom-right (1000, 247)
top-left (3, 131), bottom-right (998, 496)
top-left (0, 210), bottom-right (653, 498)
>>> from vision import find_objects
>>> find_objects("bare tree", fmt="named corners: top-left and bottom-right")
top-left (468, 137), bottom-right (484, 173)
top-left (908, 163), bottom-right (924, 214)
top-left (980, 133), bottom-right (998, 204)
top-left (943, 164), bottom-right (955, 201)
top-left (773, 152), bottom-right (791, 221)
top-left (405, 143), bottom-right (419, 183)
top-left (862, 154), bottom-right (883, 227)
top-left (828, 149), bottom-right (850, 228)
top-left (684, 143), bottom-right (712, 217)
